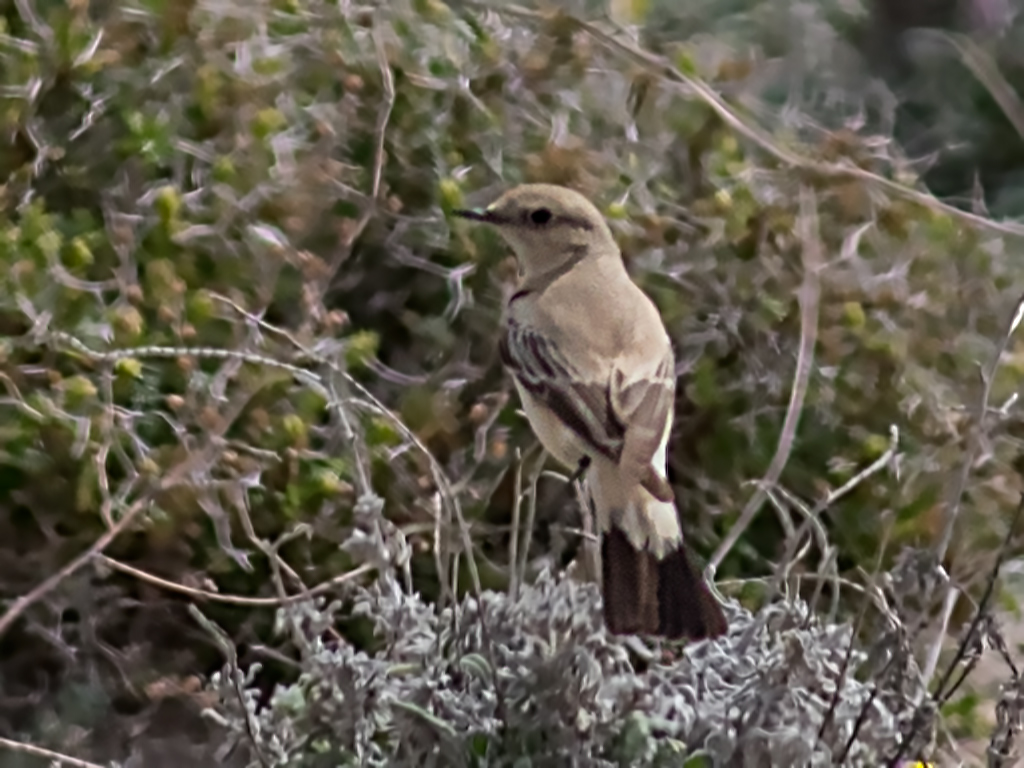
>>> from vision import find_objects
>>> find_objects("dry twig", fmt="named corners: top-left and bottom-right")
top-left (710, 185), bottom-right (822, 572)
top-left (478, 2), bottom-right (1024, 239)
top-left (0, 736), bottom-right (104, 768)
top-left (321, 20), bottom-right (395, 296)
top-left (97, 555), bottom-right (374, 607)
top-left (0, 445), bottom-right (218, 639)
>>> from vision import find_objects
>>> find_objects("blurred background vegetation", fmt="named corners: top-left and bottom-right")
top-left (2, 0), bottom-right (1024, 764)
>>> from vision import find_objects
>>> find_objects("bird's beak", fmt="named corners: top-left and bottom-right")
top-left (452, 207), bottom-right (501, 224)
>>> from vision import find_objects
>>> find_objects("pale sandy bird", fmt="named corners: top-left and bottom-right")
top-left (454, 183), bottom-right (728, 640)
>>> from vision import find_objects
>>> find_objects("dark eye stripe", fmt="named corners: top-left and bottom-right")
top-left (514, 210), bottom-right (595, 231)
top-left (562, 214), bottom-right (594, 231)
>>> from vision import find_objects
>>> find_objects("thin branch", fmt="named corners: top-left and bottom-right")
top-left (189, 605), bottom-right (271, 768)
top-left (508, 448), bottom-right (525, 600)
top-left (937, 31), bottom-right (1024, 143)
top-left (818, 502), bottom-right (898, 755)
top-left (0, 736), bottom-right (104, 768)
top-left (49, 311), bottom-right (502, 720)
top-left (0, 443), bottom-right (219, 639)
top-left (710, 185), bottom-right (822, 572)
top-left (97, 555), bottom-right (373, 606)
top-left (516, 449), bottom-right (548, 593)
top-left (887, 492), bottom-right (1024, 766)
top-left (921, 586), bottom-right (960, 691)
top-left (321, 20), bottom-right (395, 295)
top-left (938, 291), bottom-right (1024, 566)
top-left (936, 493), bottom-right (1024, 705)
top-left (574, 477), bottom-right (601, 585)
top-left (202, 296), bottom-right (462, 606)
top-left (840, 651), bottom-right (902, 763)
top-left (765, 425), bottom-right (898, 587)
top-left (0, 497), bottom-right (142, 640)
top-left (814, 425), bottom-right (901, 515)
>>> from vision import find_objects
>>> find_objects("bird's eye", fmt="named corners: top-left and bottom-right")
top-left (529, 208), bottom-right (552, 225)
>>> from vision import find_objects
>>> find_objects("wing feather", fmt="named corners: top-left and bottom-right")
top-left (501, 320), bottom-right (625, 461)
top-left (501, 318), bottom-right (676, 489)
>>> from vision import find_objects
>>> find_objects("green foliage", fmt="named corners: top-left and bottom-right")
top-left (1, 0), bottom-right (1023, 764)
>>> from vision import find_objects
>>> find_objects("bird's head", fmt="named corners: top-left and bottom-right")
top-left (454, 184), bottom-right (617, 278)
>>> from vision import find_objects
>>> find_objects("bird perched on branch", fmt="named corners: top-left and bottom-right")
top-left (454, 183), bottom-right (728, 641)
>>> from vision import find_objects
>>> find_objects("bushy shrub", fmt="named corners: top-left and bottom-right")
top-left (1, 0), bottom-right (1023, 765)
top-left (207, 571), bottom-right (922, 767)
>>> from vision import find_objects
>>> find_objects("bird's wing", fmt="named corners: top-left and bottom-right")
top-left (500, 319), bottom-right (626, 463)
top-left (500, 318), bottom-right (676, 502)
top-left (610, 352), bottom-right (676, 502)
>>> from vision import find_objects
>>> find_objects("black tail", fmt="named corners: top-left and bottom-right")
top-left (601, 525), bottom-right (728, 640)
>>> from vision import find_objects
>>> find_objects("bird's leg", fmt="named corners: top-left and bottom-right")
top-left (563, 455), bottom-right (592, 511)
top-left (565, 455), bottom-right (600, 585)
top-left (568, 455), bottom-right (591, 486)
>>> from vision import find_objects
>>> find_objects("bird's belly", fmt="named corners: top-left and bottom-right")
top-left (514, 381), bottom-right (588, 469)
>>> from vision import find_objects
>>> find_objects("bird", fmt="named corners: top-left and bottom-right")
top-left (453, 183), bottom-right (728, 641)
